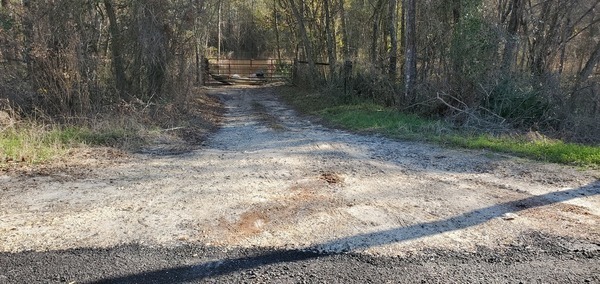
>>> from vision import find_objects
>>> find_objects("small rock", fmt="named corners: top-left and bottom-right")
top-left (502, 212), bottom-right (519, 220)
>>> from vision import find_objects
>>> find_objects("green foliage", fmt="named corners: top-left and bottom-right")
top-left (0, 10), bottom-right (14, 30)
top-left (348, 67), bottom-right (398, 106)
top-left (450, 10), bottom-right (499, 83)
top-left (274, 61), bottom-right (293, 77)
top-left (221, 1), bottom-right (271, 58)
top-left (448, 135), bottom-right (600, 166)
top-left (43, 126), bottom-right (135, 147)
top-left (484, 77), bottom-right (551, 128)
top-left (320, 104), bottom-right (447, 139)
top-left (278, 86), bottom-right (335, 114)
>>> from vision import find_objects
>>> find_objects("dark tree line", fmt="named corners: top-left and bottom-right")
top-left (1, 0), bottom-right (599, 141)
top-left (1, 0), bottom-right (216, 116)
top-left (276, 0), bottom-right (600, 142)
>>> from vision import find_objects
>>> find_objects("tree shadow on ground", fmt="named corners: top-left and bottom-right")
top-left (89, 181), bottom-right (600, 284)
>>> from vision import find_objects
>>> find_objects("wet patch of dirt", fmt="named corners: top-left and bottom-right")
top-left (320, 171), bottom-right (344, 185)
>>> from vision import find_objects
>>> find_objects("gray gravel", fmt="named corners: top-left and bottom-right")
top-left (1, 231), bottom-right (599, 283)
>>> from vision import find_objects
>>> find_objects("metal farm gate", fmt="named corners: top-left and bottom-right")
top-left (207, 58), bottom-right (293, 85)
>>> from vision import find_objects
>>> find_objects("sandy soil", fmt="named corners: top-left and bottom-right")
top-left (1, 86), bottom-right (599, 256)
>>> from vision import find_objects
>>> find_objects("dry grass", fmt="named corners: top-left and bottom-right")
top-left (0, 90), bottom-right (223, 169)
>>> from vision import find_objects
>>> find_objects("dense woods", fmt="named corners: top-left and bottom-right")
top-left (1, 0), bottom-right (599, 142)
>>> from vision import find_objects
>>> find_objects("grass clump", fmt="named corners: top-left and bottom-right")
top-left (448, 135), bottom-right (600, 166)
top-left (49, 125), bottom-right (142, 148)
top-left (321, 104), bottom-right (449, 140)
top-left (1, 121), bottom-right (140, 166)
top-left (1, 124), bottom-right (69, 164)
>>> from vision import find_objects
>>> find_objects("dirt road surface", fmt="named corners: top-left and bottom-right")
top-left (1, 87), bottom-right (599, 283)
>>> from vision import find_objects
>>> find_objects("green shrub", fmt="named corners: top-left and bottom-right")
top-left (484, 76), bottom-right (551, 128)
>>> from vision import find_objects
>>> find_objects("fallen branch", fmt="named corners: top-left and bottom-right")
top-left (162, 127), bottom-right (185, 132)
top-left (436, 91), bottom-right (508, 132)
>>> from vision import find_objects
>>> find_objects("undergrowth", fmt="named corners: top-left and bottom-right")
top-left (0, 121), bottom-right (142, 166)
top-left (1, 90), bottom-right (222, 167)
top-left (277, 86), bottom-right (600, 167)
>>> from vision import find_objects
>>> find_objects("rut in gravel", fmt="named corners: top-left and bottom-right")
top-left (0, 86), bottom-right (599, 256)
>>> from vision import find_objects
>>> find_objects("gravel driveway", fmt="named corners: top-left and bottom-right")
top-left (1, 86), bottom-right (599, 283)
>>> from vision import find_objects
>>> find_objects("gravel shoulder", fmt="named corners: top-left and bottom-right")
top-left (1, 235), bottom-right (598, 284)
top-left (1, 86), bottom-right (599, 282)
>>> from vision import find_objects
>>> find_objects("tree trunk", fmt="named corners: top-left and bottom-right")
top-left (388, 0), bottom-right (398, 79)
top-left (370, 0), bottom-right (384, 64)
top-left (572, 40), bottom-right (600, 94)
top-left (404, 0), bottom-right (417, 101)
top-left (22, 0), bottom-right (33, 72)
top-left (558, 15), bottom-right (571, 75)
top-left (400, 0), bottom-right (405, 72)
top-left (324, 0), bottom-right (336, 76)
top-left (104, 0), bottom-right (129, 100)
top-left (453, 0), bottom-right (461, 24)
top-left (273, 0), bottom-right (282, 62)
top-left (528, 0), bottom-right (552, 76)
top-left (450, 0), bottom-right (463, 95)
top-left (217, 0), bottom-right (222, 59)
top-left (195, 43), bottom-right (201, 84)
top-left (567, 40), bottom-right (600, 112)
top-left (339, 0), bottom-right (349, 60)
top-left (286, 0), bottom-right (317, 80)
